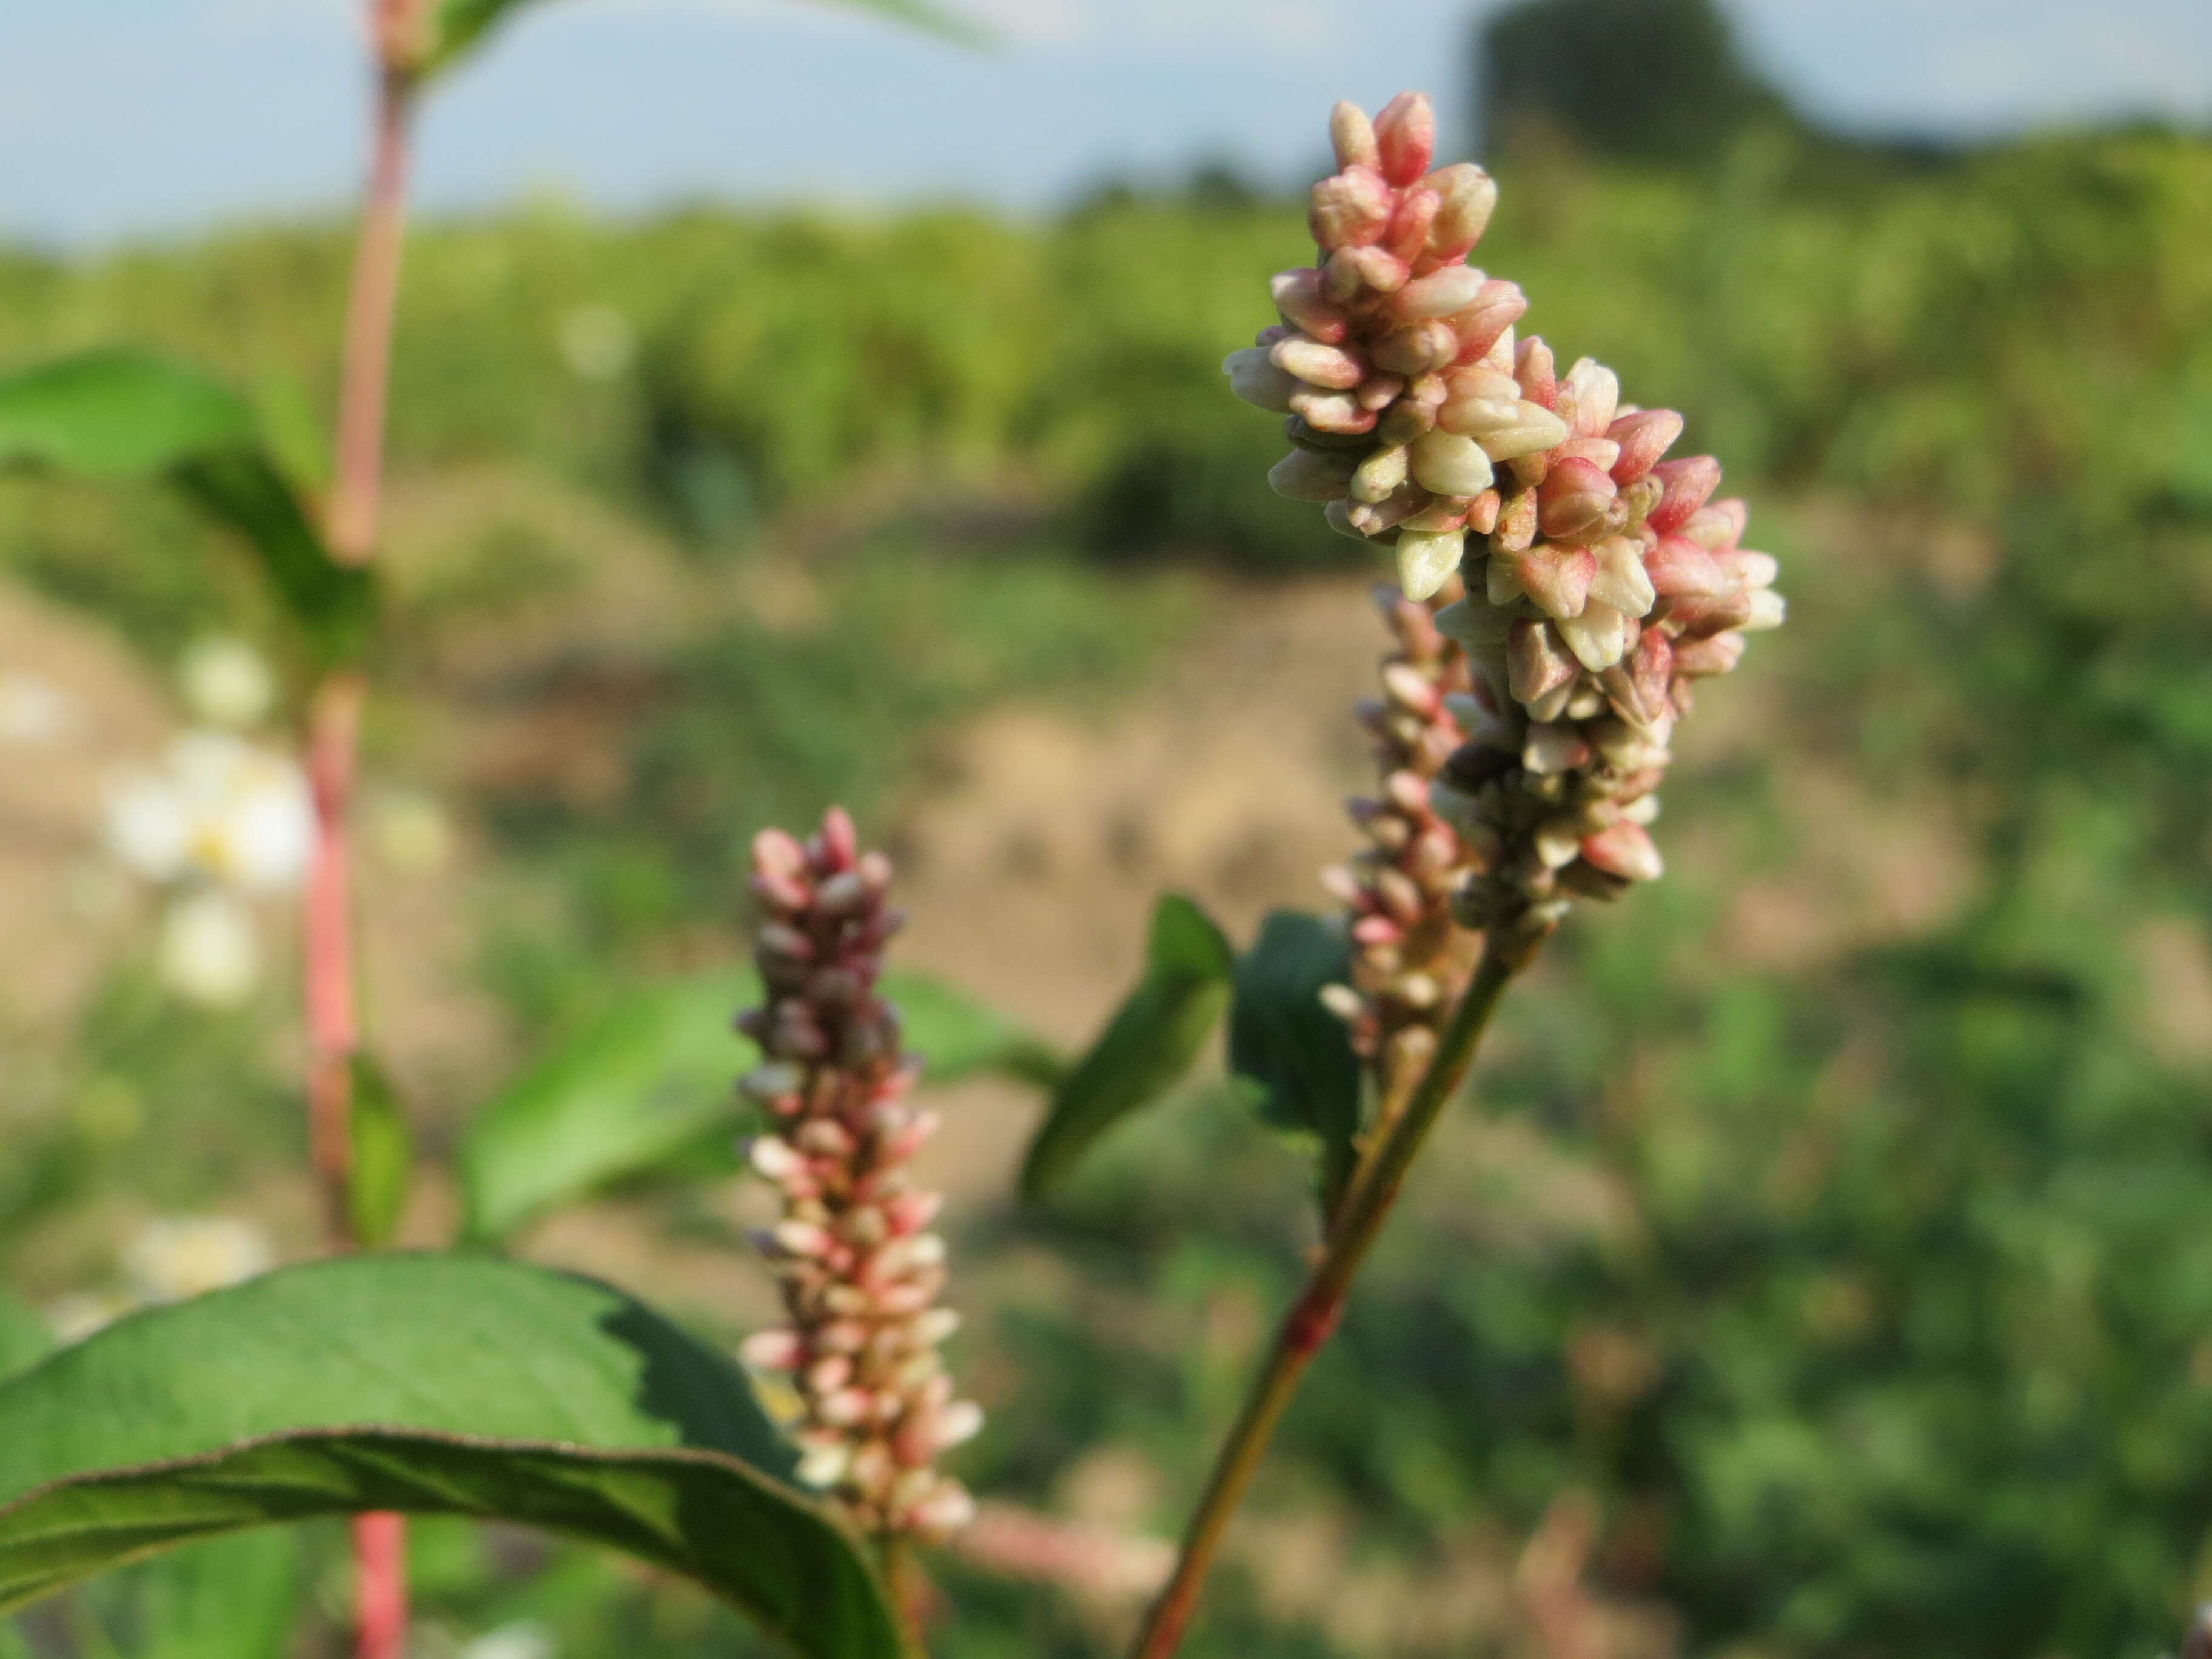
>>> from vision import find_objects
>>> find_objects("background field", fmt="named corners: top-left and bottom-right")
top-left (4, 19), bottom-right (2212, 1658)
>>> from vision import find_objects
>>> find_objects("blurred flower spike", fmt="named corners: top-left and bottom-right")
top-left (1237, 92), bottom-right (1785, 934)
top-left (736, 808), bottom-right (981, 1543)
top-left (102, 729), bottom-right (313, 1007)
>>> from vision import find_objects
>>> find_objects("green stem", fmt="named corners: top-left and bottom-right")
top-left (1127, 928), bottom-right (1541, 1659)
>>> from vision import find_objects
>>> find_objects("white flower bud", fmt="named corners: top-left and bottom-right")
top-left (1396, 530), bottom-right (1464, 602)
top-left (1409, 430), bottom-right (1493, 498)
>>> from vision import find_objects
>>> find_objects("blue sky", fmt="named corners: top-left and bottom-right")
top-left (3, 0), bottom-right (2209, 246)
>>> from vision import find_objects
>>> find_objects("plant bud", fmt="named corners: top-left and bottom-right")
top-left (1501, 541), bottom-right (1597, 618)
top-left (1589, 535), bottom-right (1657, 617)
top-left (1537, 457), bottom-right (1618, 541)
top-left (1410, 430), bottom-right (1495, 497)
top-left (1645, 534), bottom-right (1727, 597)
top-left (1373, 90), bottom-right (1436, 186)
top-left (1646, 455), bottom-right (1722, 534)
top-left (1557, 600), bottom-right (1633, 671)
top-left (1270, 448), bottom-right (1357, 501)
top-left (1373, 320), bottom-right (1461, 377)
top-left (1607, 409), bottom-right (1683, 483)
top-left (1505, 619), bottom-right (1577, 709)
top-left (1384, 189), bottom-right (1441, 263)
top-left (1329, 100), bottom-right (1379, 170)
top-left (1310, 166), bottom-right (1392, 249)
top-left (1562, 358), bottom-right (1619, 437)
top-left (1396, 530), bottom-right (1465, 602)
top-left (1426, 163), bottom-right (1498, 255)
top-left (1221, 349), bottom-right (1300, 415)
top-left (1270, 334), bottom-right (1366, 390)
top-left (1395, 265), bottom-right (1487, 320)
top-left (1670, 631), bottom-right (1744, 677)
top-left (1352, 445), bottom-right (1410, 503)
top-left (1580, 821), bottom-right (1664, 883)
top-left (1270, 269), bottom-right (1348, 343)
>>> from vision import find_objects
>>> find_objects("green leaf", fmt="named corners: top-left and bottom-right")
top-left (0, 1254), bottom-right (903, 1659)
top-left (460, 967), bottom-right (1048, 1245)
top-left (347, 1055), bottom-right (415, 1252)
top-left (0, 350), bottom-right (374, 666)
top-left (133, 1531), bottom-right (299, 1659)
top-left (425, 0), bottom-right (984, 77)
top-left (0, 1296), bottom-right (51, 1381)
top-left (0, 350), bottom-right (257, 475)
top-left (1229, 910), bottom-right (1365, 1210)
top-left (1019, 894), bottom-right (1235, 1199)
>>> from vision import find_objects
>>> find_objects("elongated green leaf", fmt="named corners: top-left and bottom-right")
top-left (1019, 894), bottom-right (1235, 1199)
top-left (460, 967), bottom-right (1048, 1245)
top-left (0, 1254), bottom-right (902, 1659)
top-left (347, 1055), bottom-right (415, 1252)
top-left (1229, 910), bottom-right (1364, 1210)
top-left (0, 350), bottom-right (373, 665)
top-left (426, 0), bottom-right (982, 77)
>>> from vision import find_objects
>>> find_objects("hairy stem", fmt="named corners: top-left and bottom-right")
top-left (319, 30), bottom-right (418, 1659)
top-left (1127, 928), bottom-right (1543, 1659)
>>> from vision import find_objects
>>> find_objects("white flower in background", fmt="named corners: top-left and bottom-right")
top-left (104, 732), bottom-right (313, 892)
top-left (158, 890), bottom-right (261, 1008)
top-left (178, 635), bottom-right (275, 729)
top-left (0, 669), bottom-right (76, 746)
top-left (459, 1624), bottom-right (554, 1659)
top-left (558, 304), bottom-right (634, 382)
top-left (122, 1215), bottom-right (274, 1305)
top-left (44, 1292), bottom-right (137, 1344)
top-left (45, 1215), bottom-right (275, 1340)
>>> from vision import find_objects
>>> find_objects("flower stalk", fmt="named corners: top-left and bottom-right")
top-left (1129, 925), bottom-right (1546, 1659)
top-left (311, 8), bottom-right (428, 1655)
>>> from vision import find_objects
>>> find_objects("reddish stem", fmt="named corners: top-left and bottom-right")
top-left (327, 61), bottom-right (415, 566)
top-left (351, 1513), bottom-right (410, 1659)
top-left (318, 21), bottom-right (419, 1657)
top-left (304, 672), bottom-right (364, 1246)
top-left (1128, 932), bottom-right (1539, 1659)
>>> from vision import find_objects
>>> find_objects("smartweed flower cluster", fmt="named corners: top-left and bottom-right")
top-left (737, 809), bottom-right (982, 1542)
top-left (1230, 92), bottom-right (1785, 936)
top-left (1320, 584), bottom-right (1482, 1117)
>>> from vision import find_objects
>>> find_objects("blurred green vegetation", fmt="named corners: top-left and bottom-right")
top-left (4, 112), bottom-right (2212, 1659)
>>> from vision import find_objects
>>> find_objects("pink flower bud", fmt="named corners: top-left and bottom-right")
top-left (1425, 163), bottom-right (1498, 256)
top-left (1373, 320), bottom-right (1461, 377)
top-left (1373, 91), bottom-right (1436, 186)
top-left (1607, 409), bottom-right (1683, 483)
top-left (1269, 269), bottom-right (1348, 344)
top-left (1448, 280), bottom-right (1528, 364)
top-left (1393, 264), bottom-right (1487, 321)
top-left (1581, 821), bottom-right (1664, 883)
top-left (739, 1328), bottom-right (804, 1370)
top-left (817, 807), bottom-right (858, 872)
top-left (1537, 457), bottom-right (1620, 542)
top-left (1504, 542), bottom-right (1598, 620)
top-left (1646, 455), bottom-right (1722, 534)
top-left (1384, 189), bottom-right (1441, 263)
top-left (1515, 336), bottom-right (1558, 407)
top-left (1671, 630), bottom-right (1744, 678)
top-left (1270, 334), bottom-right (1366, 390)
top-left (1645, 534), bottom-right (1728, 597)
top-left (1310, 166), bottom-right (1392, 249)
